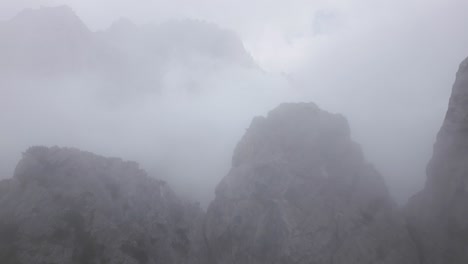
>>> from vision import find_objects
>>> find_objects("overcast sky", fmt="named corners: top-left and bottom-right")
top-left (1, 0), bottom-right (468, 204)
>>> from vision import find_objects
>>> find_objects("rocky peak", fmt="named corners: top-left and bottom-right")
top-left (232, 102), bottom-right (355, 167)
top-left (407, 57), bottom-right (468, 264)
top-left (434, 56), bottom-right (468, 156)
top-left (426, 57), bottom-right (468, 194)
top-left (0, 6), bottom-right (95, 75)
top-left (10, 5), bottom-right (88, 31)
top-left (148, 19), bottom-right (255, 67)
top-left (10, 5), bottom-right (91, 38)
top-left (0, 146), bottom-right (205, 264)
top-left (205, 102), bottom-right (419, 264)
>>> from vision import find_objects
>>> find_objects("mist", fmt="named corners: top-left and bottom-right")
top-left (3, 1), bottom-right (468, 263)
top-left (1, 0), bottom-right (468, 208)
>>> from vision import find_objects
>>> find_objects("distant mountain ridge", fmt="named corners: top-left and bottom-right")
top-left (0, 5), bottom-right (255, 91)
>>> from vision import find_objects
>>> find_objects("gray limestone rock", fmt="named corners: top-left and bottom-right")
top-left (406, 57), bottom-right (468, 264)
top-left (204, 103), bottom-right (419, 264)
top-left (0, 146), bottom-right (205, 264)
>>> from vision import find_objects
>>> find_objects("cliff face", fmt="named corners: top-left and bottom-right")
top-left (204, 103), bottom-right (419, 264)
top-left (0, 104), bottom-right (422, 264)
top-left (4, 56), bottom-right (468, 264)
top-left (7, 87), bottom-right (468, 263)
top-left (0, 146), bottom-right (205, 264)
top-left (407, 57), bottom-right (468, 264)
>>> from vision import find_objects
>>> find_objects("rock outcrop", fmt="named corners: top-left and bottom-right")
top-left (406, 57), bottom-right (468, 263)
top-left (0, 146), bottom-right (205, 264)
top-left (204, 103), bottom-right (419, 264)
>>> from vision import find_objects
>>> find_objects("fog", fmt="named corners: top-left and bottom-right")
top-left (1, 0), bottom-right (468, 206)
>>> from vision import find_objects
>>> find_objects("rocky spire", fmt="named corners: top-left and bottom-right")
top-left (204, 102), bottom-right (419, 264)
top-left (407, 57), bottom-right (468, 264)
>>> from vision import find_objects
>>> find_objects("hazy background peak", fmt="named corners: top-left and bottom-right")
top-left (1, 1), bottom-right (467, 71)
top-left (1, 0), bottom-right (468, 205)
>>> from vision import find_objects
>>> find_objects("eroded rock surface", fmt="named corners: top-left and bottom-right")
top-left (204, 103), bottom-right (419, 264)
top-left (0, 146), bottom-right (205, 264)
top-left (407, 57), bottom-right (468, 264)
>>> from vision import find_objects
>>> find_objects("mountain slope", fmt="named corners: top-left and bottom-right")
top-left (0, 5), bottom-right (254, 87)
top-left (406, 57), bottom-right (468, 264)
top-left (204, 103), bottom-right (419, 264)
top-left (0, 146), bottom-right (205, 264)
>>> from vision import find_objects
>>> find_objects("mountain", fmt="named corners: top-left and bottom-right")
top-left (406, 57), bottom-right (468, 263)
top-left (203, 103), bottom-right (419, 264)
top-left (0, 5), bottom-right (291, 210)
top-left (0, 103), bottom-right (422, 264)
top-left (7, 85), bottom-right (468, 262)
top-left (100, 18), bottom-right (254, 67)
top-left (0, 5), bottom-right (254, 90)
top-left (0, 146), bottom-right (205, 264)
top-left (94, 17), bottom-right (256, 97)
top-left (0, 5), bottom-right (95, 76)
top-left (4, 6), bottom-right (468, 261)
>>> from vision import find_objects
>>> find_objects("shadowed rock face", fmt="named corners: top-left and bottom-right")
top-left (407, 57), bottom-right (468, 264)
top-left (204, 103), bottom-right (419, 264)
top-left (0, 146), bottom-right (205, 264)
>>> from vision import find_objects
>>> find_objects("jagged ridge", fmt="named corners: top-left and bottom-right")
top-left (0, 146), bottom-right (205, 264)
